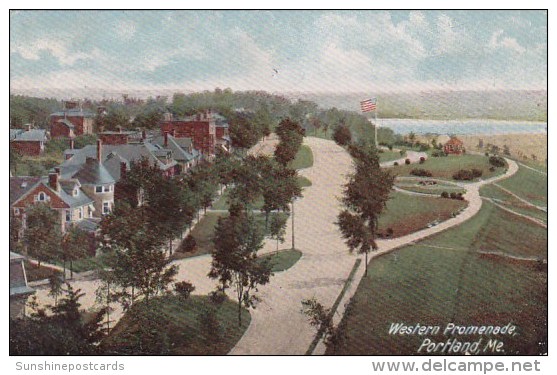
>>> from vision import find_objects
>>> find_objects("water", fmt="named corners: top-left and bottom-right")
top-left (376, 119), bottom-right (547, 135)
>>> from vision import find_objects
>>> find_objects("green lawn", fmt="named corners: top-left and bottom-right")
top-left (52, 252), bottom-right (113, 274)
top-left (260, 249), bottom-right (302, 272)
top-left (391, 154), bottom-right (506, 181)
top-left (172, 212), bottom-right (227, 260)
top-left (492, 166), bottom-right (547, 207)
top-left (102, 295), bottom-right (251, 355)
top-left (329, 200), bottom-right (547, 355)
top-left (24, 261), bottom-right (62, 282)
top-left (297, 176), bottom-right (312, 188)
top-left (377, 192), bottom-right (467, 238)
top-left (289, 145), bottom-right (314, 170)
top-left (396, 183), bottom-right (466, 196)
top-left (379, 150), bottom-right (402, 163)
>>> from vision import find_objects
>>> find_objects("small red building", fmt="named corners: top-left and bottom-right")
top-left (444, 137), bottom-right (465, 155)
top-left (99, 129), bottom-right (144, 145)
top-left (159, 110), bottom-right (216, 156)
top-left (10, 127), bottom-right (48, 156)
top-left (50, 101), bottom-right (94, 138)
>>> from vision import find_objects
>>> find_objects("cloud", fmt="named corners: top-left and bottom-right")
top-left (10, 38), bottom-right (97, 66)
top-left (489, 30), bottom-right (526, 54)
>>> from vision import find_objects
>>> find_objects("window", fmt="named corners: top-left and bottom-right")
top-left (73, 188), bottom-right (79, 197)
top-left (65, 210), bottom-right (71, 222)
top-left (78, 207), bottom-right (83, 220)
top-left (96, 185), bottom-right (111, 193)
top-left (102, 201), bottom-right (111, 215)
top-left (95, 186), bottom-right (103, 193)
top-left (104, 185), bottom-right (111, 193)
top-left (38, 192), bottom-right (46, 201)
top-left (14, 208), bottom-right (20, 215)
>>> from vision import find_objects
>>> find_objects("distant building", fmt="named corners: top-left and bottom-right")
top-left (10, 125), bottom-right (48, 156)
top-left (444, 136), bottom-right (465, 155)
top-left (149, 133), bottom-right (201, 172)
top-left (98, 127), bottom-right (145, 145)
top-left (50, 100), bottom-right (95, 138)
top-left (10, 252), bottom-right (34, 319)
top-left (159, 110), bottom-right (216, 156)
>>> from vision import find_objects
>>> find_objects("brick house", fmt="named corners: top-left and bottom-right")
top-left (10, 171), bottom-right (97, 236)
top-left (50, 101), bottom-right (94, 138)
top-left (444, 136), bottom-right (465, 155)
top-left (149, 132), bottom-right (201, 172)
top-left (159, 110), bottom-right (216, 156)
top-left (99, 128), bottom-right (145, 145)
top-left (10, 127), bottom-right (48, 156)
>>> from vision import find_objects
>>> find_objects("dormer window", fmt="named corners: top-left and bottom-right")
top-left (95, 185), bottom-right (111, 194)
top-left (73, 188), bottom-right (79, 197)
top-left (38, 192), bottom-right (46, 202)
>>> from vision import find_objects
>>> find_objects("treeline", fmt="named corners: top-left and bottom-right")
top-left (10, 89), bottom-right (395, 146)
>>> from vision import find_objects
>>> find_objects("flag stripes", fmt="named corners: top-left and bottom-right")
top-left (360, 98), bottom-right (377, 112)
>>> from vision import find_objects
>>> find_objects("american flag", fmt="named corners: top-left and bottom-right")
top-left (360, 98), bottom-right (377, 112)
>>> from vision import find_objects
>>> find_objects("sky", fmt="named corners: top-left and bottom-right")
top-left (9, 10), bottom-right (547, 97)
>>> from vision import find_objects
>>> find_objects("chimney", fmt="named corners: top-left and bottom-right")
top-left (54, 167), bottom-right (61, 175)
top-left (25, 124), bottom-right (32, 132)
top-left (117, 125), bottom-right (122, 133)
top-left (97, 139), bottom-right (102, 162)
top-left (164, 131), bottom-right (169, 147)
top-left (48, 170), bottom-right (60, 192)
top-left (120, 161), bottom-right (127, 180)
top-left (69, 138), bottom-right (75, 150)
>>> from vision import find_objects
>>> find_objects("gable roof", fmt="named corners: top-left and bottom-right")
top-left (150, 135), bottom-right (200, 162)
top-left (9, 176), bottom-right (42, 206)
top-left (59, 143), bottom-right (176, 182)
top-left (9, 129), bottom-right (48, 142)
top-left (50, 109), bottom-right (94, 118)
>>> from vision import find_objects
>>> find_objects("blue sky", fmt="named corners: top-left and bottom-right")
top-left (10, 10), bottom-right (547, 96)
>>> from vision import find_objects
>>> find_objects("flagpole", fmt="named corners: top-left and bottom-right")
top-left (375, 98), bottom-right (378, 148)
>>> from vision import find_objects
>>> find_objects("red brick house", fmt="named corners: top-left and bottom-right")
top-left (10, 127), bottom-right (48, 156)
top-left (444, 137), bottom-right (465, 155)
top-left (159, 110), bottom-right (216, 156)
top-left (99, 128), bottom-right (144, 145)
top-left (50, 101), bottom-right (94, 138)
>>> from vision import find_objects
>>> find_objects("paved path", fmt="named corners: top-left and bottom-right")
top-left (483, 197), bottom-right (547, 228)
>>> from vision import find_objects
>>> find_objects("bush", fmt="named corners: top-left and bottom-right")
top-left (431, 150), bottom-right (447, 157)
top-left (441, 191), bottom-right (449, 198)
top-left (178, 234), bottom-right (197, 253)
top-left (456, 192), bottom-right (464, 200)
top-left (450, 192), bottom-right (457, 199)
top-left (489, 166), bottom-right (496, 172)
top-left (419, 156), bottom-right (426, 164)
top-left (393, 161), bottom-right (399, 166)
top-left (489, 156), bottom-right (506, 168)
top-left (410, 168), bottom-right (433, 177)
top-left (174, 281), bottom-right (196, 299)
top-left (209, 290), bottom-right (227, 305)
top-left (453, 169), bottom-right (475, 181)
top-left (405, 158), bottom-right (411, 165)
top-left (419, 144), bottom-right (430, 152)
top-left (386, 228), bottom-right (394, 237)
top-left (471, 168), bottom-right (483, 178)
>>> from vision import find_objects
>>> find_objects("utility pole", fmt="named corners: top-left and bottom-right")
top-left (291, 198), bottom-right (295, 249)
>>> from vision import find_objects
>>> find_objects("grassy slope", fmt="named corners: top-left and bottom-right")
top-left (102, 295), bottom-right (250, 355)
top-left (391, 154), bottom-right (506, 181)
top-left (329, 201), bottom-right (547, 355)
top-left (379, 150), bottom-right (402, 163)
top-left (378, 192), bottom-right (467, 238)
top-left (260, 249), bottom-right (302, 272)
top-left (494, 167), bottom-right (547, 207)
top-left (289, 145), bottom-right (314, 170)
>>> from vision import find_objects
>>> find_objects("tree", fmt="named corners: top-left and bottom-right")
top-left (61, 225), bottom-right (90, 278)
top-left (10, 283), bottom-right (106, 355)
top-left (301, 297), bottom-right (342, 350)
top-left (209, 212), bottom-right (272, 326)
top-left (274, 118), bottom-right (304, 166)
top-left (23, 203), bottom-right (62, 267)
top-left (269, 214), bottom-right (288, 252)
top-left (332, 124), bottom-right (352, 146)
top-left (48, 275), bottom-right (64, 306)
top-left (337, 143), bottom-right (395, 275)
top-left (10, 147), bottom-right (22, 175)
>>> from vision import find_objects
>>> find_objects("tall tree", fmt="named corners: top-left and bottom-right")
top-left (336, 143), bottom-right (395, 275)
top-left (23, 203), bottom-right (62, 267)
top-left (209, 212), bottom-right (272, 326)
top-left (61, 225), bottom-right (90, 278)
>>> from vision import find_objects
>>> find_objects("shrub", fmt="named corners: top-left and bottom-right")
top-left (441, 191), bottom-right (449, 198)
top-left (471, 168), bottom-right (483, 178)
top-left (485, 152), bottom-right (490, 157)
top-left (393, 161), bottom-right (399, 166)
top-left (419, 144), bottom-right (430, 152)
top-left (452, 169), bottom-right (476, 181)
top-left (386, 228), bottom-right (394, 237)
top-left (399, 150), bottom-right (406, 156)
top-left (431, 150), bottom-right (447, 157)
top-left (174, 281), bottom-right (196, 299)
top-left (405, 158), bottom-right (411, 165)
top-left (457, 192), bottom-right (464, 200)
top-left (419, 156), bottom-right (426, 164)
top-left (209, 290), bottom-right (227, 305)
top-left (178, 234), bottom-right (197, 253)
top-left (489, 166), bottom-right (496, 172)
top-left (410, 168), bottom-right (433, 177)
top-left (388, 145), bottom-right (393, 151)
top-left (489, 156), bottom-right (506, 168)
